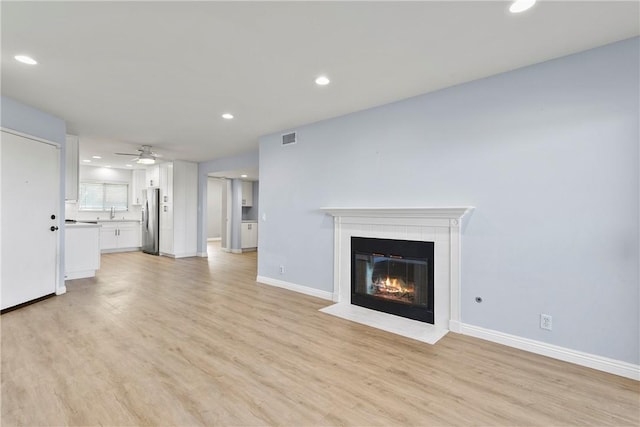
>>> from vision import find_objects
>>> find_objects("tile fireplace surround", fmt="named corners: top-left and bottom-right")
top-left (320, 207), bottom-right (474, 344)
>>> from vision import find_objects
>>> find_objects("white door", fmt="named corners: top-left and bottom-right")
top-left (1, 130), bottom-right (59, 310)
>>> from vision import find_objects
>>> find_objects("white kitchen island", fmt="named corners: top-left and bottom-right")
top-left (65, 223), bottom-right (101, 280)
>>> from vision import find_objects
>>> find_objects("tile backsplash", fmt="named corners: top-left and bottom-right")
top-left (65, 201), bottom-right (142, 221)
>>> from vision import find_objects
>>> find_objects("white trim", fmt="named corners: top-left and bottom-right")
top-left (256, 275), bottom-right (334, 301)
top-left (55, 285), bottom-right (67, 295)
top-left (320, 303), bottom-right (448, 344)
top-left (207, 237), bottom-right (221, 241)
top-left (160, 252), bottom-right (198, 259)
top-left (320, 207), bottom-right (473, 219)
top-left (64, 270), bottom-right (96, 280)
top-left (321, 206), bottom-right (474, 332)
top-left (102, 247), bottom-right (141, 254)
top-left (0, 127), bottom-right (62, 148)
top-left (197, 252), bottom-right (208, 257)
top-left (459, 323), bottom-right (640, 381)
top-left (231, 249), bottom-right (243, 254)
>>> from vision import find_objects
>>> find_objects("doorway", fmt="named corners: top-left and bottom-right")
top-left (206, 176), bottom-right (231, 253)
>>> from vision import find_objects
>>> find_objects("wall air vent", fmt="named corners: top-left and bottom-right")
top-left (282, 131), bottom-right (297, 146)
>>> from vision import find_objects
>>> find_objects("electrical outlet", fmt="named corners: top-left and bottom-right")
top-left (540, 314), bottom-right (552, 331)
top-left (279, 265), bottom-right (285, 275)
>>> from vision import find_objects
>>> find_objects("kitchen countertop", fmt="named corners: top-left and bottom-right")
top-left (66, 219), bottom-right (141, 226)
top-left (66, 222), bottom-right (101, 229)
top-left (96, 219), bottom-right (141, 223)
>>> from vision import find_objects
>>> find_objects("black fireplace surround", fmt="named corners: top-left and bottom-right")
top-left (351, 237), bottom-right (434, 324)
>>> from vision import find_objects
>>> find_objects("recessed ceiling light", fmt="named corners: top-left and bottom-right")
top-left (222, 113), bottom-right (234, 120)
top-left (240, 174), bottom-right (248, 178)
top-left (82, 159), bottom-right (91, 163)
top-left (92, 155), bottom-right (102, 159)
top-left (315, 76), bottom-right (330, 86)
top-left (509, 0), bottom-right (536, 13)
top-left (14, 55), bottom-right (37, 65)
top-left (125, 164), bottom-right (133, 167)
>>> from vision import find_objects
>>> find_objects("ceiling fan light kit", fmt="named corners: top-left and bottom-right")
top-left (114, 145), bottom-right (160, 165)
top-left (136, 157), bottom-right (155, 165)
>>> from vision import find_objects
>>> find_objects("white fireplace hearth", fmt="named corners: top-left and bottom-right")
top-left (320, 207), bottom-right (474, 344)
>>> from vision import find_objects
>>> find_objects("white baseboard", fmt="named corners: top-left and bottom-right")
top-left (197, 252), bottom-right (208, 258)
top-left (174, 252), bottom-right (198, 259)
top-left (65, 270), bottom-right (96, 280)
top-left (459, 323), bottom-right (640, 381)
top-left (160, 252), bottom-right (198, 259)
top-left (256, 275), bottom-right (334, 301)
top-left (56, 285), bottom-right (66, 295)
top-left (231, 249), bottom-right (243, 254)
top-left (249, 276), bottom-right (640, 381)
top-left (101, 247), bottom-right (141, 254)
top-left (207, 237), bottom-right (221, 241)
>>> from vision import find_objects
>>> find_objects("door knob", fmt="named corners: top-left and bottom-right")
top-left (50, 214), bottom-right (56, 220)
top-left (50, 226), bottom-right (59, 232)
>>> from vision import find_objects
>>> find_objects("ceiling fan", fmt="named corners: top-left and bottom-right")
top-left (114, 145), bottom-right (162, 164)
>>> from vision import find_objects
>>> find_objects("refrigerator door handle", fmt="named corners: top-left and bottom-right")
top-left (145, 200), bottom-right (149, 230)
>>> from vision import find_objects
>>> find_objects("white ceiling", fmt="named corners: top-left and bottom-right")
top-left (2, 1), bottom-right (638, 169)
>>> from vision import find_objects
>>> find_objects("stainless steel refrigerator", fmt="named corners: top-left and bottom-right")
top-left (141, 188), bottom-right (160, 255)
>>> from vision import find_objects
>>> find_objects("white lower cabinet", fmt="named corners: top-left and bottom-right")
top-left (99, 221), bottom-right (141, 252)
top-left (65, 224), bottom-right (101, 280)
top-left (241, 222), bottom-right (258, 250)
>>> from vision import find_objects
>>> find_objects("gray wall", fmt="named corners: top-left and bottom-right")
top-left (258, 38), bottom-right (639, 364)
top-left (1, 96), bottom-right (67, 292)
top-left (207, 177), bottom-right (223, 239)
top-left (1, 96), bottom-right (66, 143)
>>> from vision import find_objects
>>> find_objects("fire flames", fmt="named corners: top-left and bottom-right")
top-left (371, 276), bottom-right (415, 302)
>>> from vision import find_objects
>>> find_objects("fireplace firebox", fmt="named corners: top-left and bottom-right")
top-left (351, 237), bottom-right (434, 323)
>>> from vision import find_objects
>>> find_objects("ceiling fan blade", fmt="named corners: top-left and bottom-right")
top-left (115, 152), bottom-right (140, 156)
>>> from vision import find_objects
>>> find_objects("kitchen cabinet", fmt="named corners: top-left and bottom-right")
top-left (147, 165), bottom-right (160, 187)
top-left (65, 223), bottom-right (100, 279)
top-left (158, 160), bottom-right (197, 258)
top-left (159, 162), bottom-right (173, 204)
top-left (241, 181), bottom-right (253, 207)
top-left (65, 134), bottom-right (79, 201)
top-left (131, 169), bottom-right (146, 205)
top-left (99, 221), bottom-right (141, 252)
top-left (241, 221), bottom-right (258, 250)
top-left (159, 162), bottom-right (173, 254)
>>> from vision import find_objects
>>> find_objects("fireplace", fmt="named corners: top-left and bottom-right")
top-left (351, 237), bottom-right (434, 323)
top-left (319, 207), bottom-right (473, 344)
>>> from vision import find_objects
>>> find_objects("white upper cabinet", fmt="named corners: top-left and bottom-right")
top-left (147, 164), bottom-right (160, 187)
top-left (131, 169), bottom-right (146, 205)
top-left (241, 181), bottom-right (253, 207)
top-left (159, 162), bottom-right (173, 204)
top-left (65, 134), bottom-right (79, 200)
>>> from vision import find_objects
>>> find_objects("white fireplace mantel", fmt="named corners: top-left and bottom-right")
top-left (320, 207), bottom-right (473, 219)
top-left (320, 206), bottom-right (474, 344)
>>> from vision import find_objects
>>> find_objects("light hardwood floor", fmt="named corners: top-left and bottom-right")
top-left (2, 243), bottom-right (638, 426)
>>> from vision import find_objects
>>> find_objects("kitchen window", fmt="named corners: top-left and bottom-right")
top-left (79, 182), bottom-right (128, 211)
